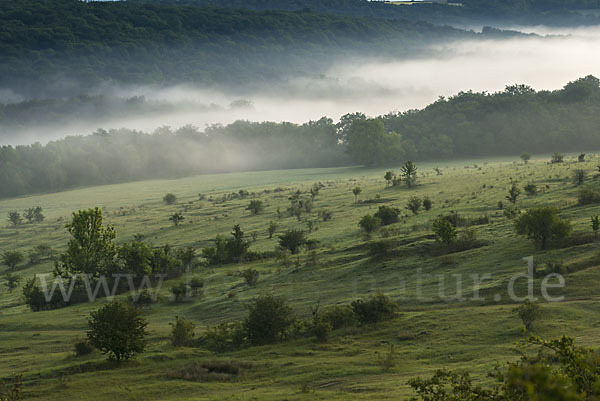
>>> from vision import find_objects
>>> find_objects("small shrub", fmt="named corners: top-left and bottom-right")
top-left (406, 196), bottom-right (422, 215)
top-left (574, 169), bottom-right (587, 185)
top-left (170, 316), bottom-right (196, 347)
top-left (311, 317), bottom-right (332, 343)
top-left (523, 182), bottom-right (538, 196)
top-left (241, 268), bottom-right (259, 287)
top-left (513, 299), bottom-right (541, 331)
top-left (163, 193), bottom-right (177, 205)
top-left (432, 217), bottom-right (457, 245)
top-left (351, 293), bottom-right (398, 325)
top-left (321, 305), bottom-right (358, 330)
top-left (578, 187), bottom-right (600, 205)
top-left (423, 197), bottom-right (433, 211)
top-left (74, 340), bottom-right (94, 356)
top-left (359, 215), bottom-right (382, 233)
top-left (374, 206), bottom-right (400, 226)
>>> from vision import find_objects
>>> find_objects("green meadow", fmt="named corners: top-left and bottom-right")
top-left (2, 154), bottom-right (600, 400)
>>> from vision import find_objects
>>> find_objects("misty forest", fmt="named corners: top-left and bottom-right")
top-left (4, 0), bottom-right (600, 400)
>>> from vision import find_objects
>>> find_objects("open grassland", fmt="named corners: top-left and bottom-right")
top-left (2, 154), bottom-right (600, 400)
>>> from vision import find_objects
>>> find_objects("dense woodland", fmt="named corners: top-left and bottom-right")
top-left (0, 0), bottom-right (470, 98)
top-left (131, 0), bottom-right (600, 26)
top-left (1, 76), bottom-right (599, 198)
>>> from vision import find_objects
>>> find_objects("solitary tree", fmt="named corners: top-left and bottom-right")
top-left (246, 200), bottom-right (264, 215)
top-left (163, 193), bottom-right (177, 205)
top-left (169, 316), bottom-right (196, 347)
top-left (515, 207), bottom-right (572, 249)
top-left (169, 212), bottom-right (185, 226)
top-left (87, 300), bottom-right (148, 361)
top-left (7, 211), bottom-right (22, 226)
top-left (432, 217), bottom-right (457, 245)
top-left (520, 152), bottom-right (531, 164)
top-left (352, 186), bottom-right (362, 204)
top-left (406, 196), bottom-right (422, 215)
top-left (578, 153), bottom-right (586, 162)
top-left (278, 230), bottom-right (306, 254)
top-left (2, 251), bottom-right (24, 271)
top-left (400, 161), bottom-right (418, 188)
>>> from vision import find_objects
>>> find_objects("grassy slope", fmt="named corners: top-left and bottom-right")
top-left (1, 154), bottom-right (600, 400)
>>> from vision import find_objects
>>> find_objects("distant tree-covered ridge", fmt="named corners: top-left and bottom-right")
top-left (0, 0), bottom-right (471, 98)
top-left (1, 76), bottom-right (600, 198)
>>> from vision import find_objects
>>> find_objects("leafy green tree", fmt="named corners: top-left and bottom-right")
top-left (87, 300), bottom-right (148, 362)
top-left (351, 293), bottom-right (398, 325)
top-left (407, 196), bottom-right (422, 215)
top-left (515, 207), bottom-right (572, 249)
top-left (400, 161), bottom-right (418, 188)
top-left (163, 193), bottom-right (177, 205)
top-left (57, 208), bottom-right (117, 276)
top-left (520, 152), bottom-right (531, 164)
top-left (352, 186), bottom-right (362, 203)
top-left (169, 316), bottom-right (196, 347)
top-left (246, 200), bottom-right (264, 215)
top-left (278, 230), bottom-right (306, 254)
top-left (432, 217), bottom-right (457, 245)
top-left (7, 211), bottom-right (22, 226)
top-left (359, 215), bottom-right (382, 233)
top-left (244, 294), bottom-right (295, 346)
top-left (2, 251), bottom-right (24, 271)
top-left (506, 182), bottom-right (521, 204)
top-left (169, 212), bottom-right (185, 226)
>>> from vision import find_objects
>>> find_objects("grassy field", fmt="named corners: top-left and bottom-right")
top-left (1, 154), bottom-right (600, 400)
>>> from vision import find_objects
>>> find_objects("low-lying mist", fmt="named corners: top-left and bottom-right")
top-left (1, 25), bottom-right (600, 146)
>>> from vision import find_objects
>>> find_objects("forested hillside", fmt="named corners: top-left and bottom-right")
top-left (0, 0), bottom-right (469, 98)
top-left (1, 76), bottom-right (599, 198)
top-left (129, 0), bottom-right (600, 26)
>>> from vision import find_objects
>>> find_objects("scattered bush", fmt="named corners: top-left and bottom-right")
top-left (170, 316), bottom-right (196, 347)
top-left (246, 200), bottom-right (264, 215)
top-left (244, 294), bottom-right (295, 346)
top-left (578, 187), bottom-right (600, 205)
top-left (321, 305), bottom-right (358, 330)
top-left (359, 215), bottom-right (382, 233)
top-left (523, 182), bottom-right (538, 196)
top-left (374, 206), bottom-right (400, 226)
top-left (513, 299), bottom-right (541, 331)
top-left (241, 268), bottom-right (259, 287)
top-left (163, 193), bottom-right (177, 205)
top-left (574, 169), bottom-right (587, 185)
top-left (351, 293), bottom-right (398, 325)
top-left (407, 196), bottom-right (422, 215)
top-left (423, 197), bottom-right (433, 211)
top-left (432, 217), bottom-right (457, 245)
top-left (278, 230), bottom-right (306, 254)
top-left (74, 339), bottom-right (94, 356)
